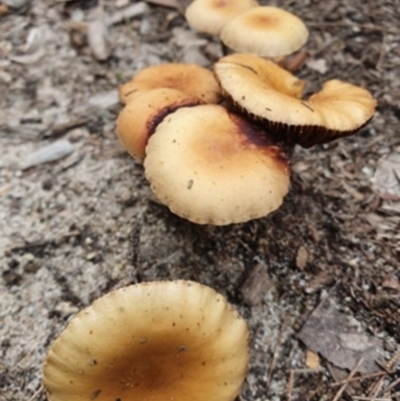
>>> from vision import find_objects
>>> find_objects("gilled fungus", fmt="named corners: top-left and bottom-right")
top-left (43, 280), bottom-right (249, 401)
top-left (119, 63), bottom-right (221, 105)
top-left (144, 104), bottom-right (290, 225)
top-left (220, 6), bottom-right (309, 57)
top-left (116, 88), bottom-right (203, 160)
top-left (214, 53), bottom-right (377, 147)
top-left (185, 0), bottom-right (258, 36)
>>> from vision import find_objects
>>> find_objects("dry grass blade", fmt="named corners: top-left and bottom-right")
top-left (332, 358), bottom-right (365, 401)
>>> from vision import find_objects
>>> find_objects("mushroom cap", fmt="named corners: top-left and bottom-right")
top-left (214, 53), bottom-right (377, 147)
top-left (185, 0), bottom-right (258, 36)
top-left (119, 63), bottom-right (221, 105)
top-left (116, 88), bottom-right (203, 160)
top-left (43, 280), bottom-right (249, 401)
top-left (220, 6), bottom-right (309, 57)
top-left (144, 104), bottom-right (290, 225)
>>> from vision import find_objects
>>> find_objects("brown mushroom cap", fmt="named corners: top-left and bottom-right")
top-left (43, 280), bottom-right (249, 401)
top-left (144, 104), bottom-right (290, 225)
top-left (220, 6), bottom-right (309, 57)
top-left (119, 63), bottom-right (221, 105)
top-left (116, 88), bottom-right (203, 160)
top-left (185, 0), bottom-right (258, 36)
top-left (214, 53), bottom-right (377, 147)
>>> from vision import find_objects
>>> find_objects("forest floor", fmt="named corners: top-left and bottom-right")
top-left (0, 0), bottom-right (399, 400)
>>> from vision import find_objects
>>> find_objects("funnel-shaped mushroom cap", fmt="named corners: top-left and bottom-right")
top-left (214, 54), bottom-right (377, 147)
top-left (43, 280), bottom-right (249, 401)
top-left (116, 88), bottom-right (203, 160)
top-left (185, 0), bottom-right (258, 36)
top-left (119, 63), bottom-right (221, 105)
top-left (144, 104), bottom-right (290, 225)
top-left (220, 6), bottom-right (309, 57)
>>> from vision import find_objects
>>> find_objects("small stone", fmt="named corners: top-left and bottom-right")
top-left (86, 252), bottom-right (97, 260)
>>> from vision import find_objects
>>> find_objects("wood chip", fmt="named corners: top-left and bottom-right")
top-left (306, 349), bottom-right (321, 369)
top-left (110, 2), bottom-right (149, 25)
top-left (88, 18), bottom-right (111, 61)
top-left (10, 48), bottom-right (46, 65)
top-left (295, 246), bottom-right (308, 270)
top-left (239, 262), bottom-right (271, 306)
top-left (19, 140), bottom-right (74, 170)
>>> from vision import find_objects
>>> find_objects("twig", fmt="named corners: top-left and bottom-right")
top-left (286, 367), bottom-right (325, 401)
top-left (48, 117), bottom-right (88, 138)
top-left (376, 33), bottom-right (387, 73)
top-left (384, 377), bottom-right (400, 394)
top-left (332, 358), bottom-right (364, 401)
top-left (287, 370), bottom-right (295, 401)
top-left (306, 21), bottom-right (399, 34)
top-left (267, 316), bottom-right (288, 385)
top-left (351, 397), bottom-right (392, 401)
top-left (330, 371), bottom-right (387, 387)
top-left (27, 385), bottom-right (44, 401)
top-left (144, 0), bottom-right (179, 9)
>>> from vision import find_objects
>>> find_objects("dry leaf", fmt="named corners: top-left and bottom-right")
top-left (298, 297), bottom-right (384, 373)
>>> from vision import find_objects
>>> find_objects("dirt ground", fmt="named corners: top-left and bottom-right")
top-left (0, 0), bottom-right (399, 400)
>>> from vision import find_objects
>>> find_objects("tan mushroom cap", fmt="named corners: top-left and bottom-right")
top-left (116, 88), bottom-right (203, 160)
top-left (43, 280), bottom-right (249, 401)
top-left (144, 104), bottom-right (290, 225)
top-left (185, 0), bottom-right (258, 36)
top-left (220, 6), bottom-right (309, 57)
top-left (119, 63), bottom-right (221, 105)
top-left (214, 53), bottom-right (377, 147)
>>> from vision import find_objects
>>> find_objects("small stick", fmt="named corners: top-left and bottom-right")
top-left (49, 117), bottom-right (88, 138)
top-left (287, 369), bottom-right (295, 401)
top-left (330, 371), bottom-right (387, 387)
top-left (351, 397), bottom-right (392, 401)
top-left (306, 21), bottom-right (398, 34)
top-left (384, 376), bottom-right (400, 394)
top-left (331, 358), bottom-right (364, 401)
top-left (267, 316), bottom-right (288, 385)
top-left (27, 385), bottom-right (44, 401)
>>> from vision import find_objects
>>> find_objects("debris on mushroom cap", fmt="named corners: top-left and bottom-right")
top-left (119, 63), bottom-right (221, 105)
top-left (116, 88), bottom-right (203, 160)
top-left (144, 104), bottom-right (290, 225)
top-left (43, 280), bottom-right (249, 401)
top-left (220, 6), bottom-right (309, 57)
top-left (185, 0), bottom-right (258, 36)
top-left (214, 53), bottom-right (377, 147)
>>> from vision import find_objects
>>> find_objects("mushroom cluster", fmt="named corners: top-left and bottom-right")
top-left (185, 2), bottom-right (309, 59)
top-left (43, 280), bottom-right (249, 401)
top-left (116, 52), bottom-right (375, 225)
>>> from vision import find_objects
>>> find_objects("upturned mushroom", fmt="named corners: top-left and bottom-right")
top-left (185, 0), bottom-right (258, 36)
top-left (43, 280), bottom-right (249, 401)
top-left (220, 6), bottom-right (309, 58)
top-left (119, 63), bottom-right (221, 105)
top-left (214, 53), bottom-right (377, 147)
top-left (144, 104), bottom-right (290, 225)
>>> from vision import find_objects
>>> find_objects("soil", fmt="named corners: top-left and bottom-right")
top-left (0, 1), bottom-right (399, 400)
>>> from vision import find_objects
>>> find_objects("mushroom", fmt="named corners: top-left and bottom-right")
top-left (43, 280), bottom-right (249, 401)
top-left (144, 104), bottom-right (290, 225)
top-left (220, 6), bottom-right (309, 58)
top-left (214, 53), bottom-right (377, 147)
top-left (119, 63), bottom-right (221, 105)
top-left (185, 0), bottom-right (258, 36)
top-left (116, 88), bottom-right (203, 160)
